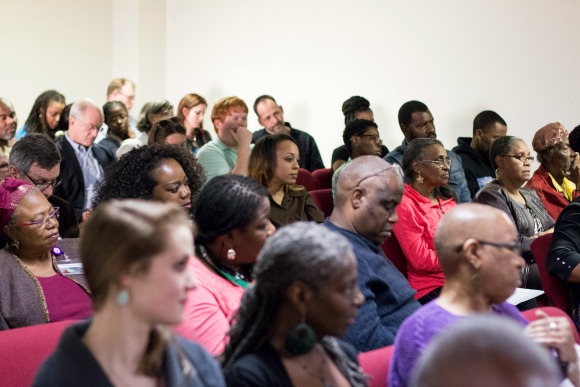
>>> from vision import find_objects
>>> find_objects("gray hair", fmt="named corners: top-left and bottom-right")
top-left (69, 99), bottom-right (103, 122)
top-left (9, 133), bottom-right (61, 172)
top-left (490, 135), bottom-right (525, 170)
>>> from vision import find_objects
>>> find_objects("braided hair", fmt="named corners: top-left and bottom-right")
top-left (342, 96), bottom-right (372, 125)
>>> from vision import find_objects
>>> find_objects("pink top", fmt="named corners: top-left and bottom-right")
top-left (174, 257), bottom-right (246, 355)
top-left (37, 274), bottom-right (92, 322)
top-left (393, 184), bottom-right (456, 299)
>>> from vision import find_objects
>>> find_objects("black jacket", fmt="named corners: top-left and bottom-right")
top-left (452, 137), bottom-right (495, 198)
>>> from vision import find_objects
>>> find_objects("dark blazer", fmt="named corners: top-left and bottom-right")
top-left (54, 136), bottom-right (110, 221)
top-left (49, 195), bottom-right (79, 238)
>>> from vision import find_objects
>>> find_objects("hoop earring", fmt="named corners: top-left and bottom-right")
top-left (10, 240), bottom-right (20, 250)
top-left (415, 171), bottom-right (424, 184)
top-left (285, 321), bottom-right (316, 356)
top-left (227, 248), bottom-right (236, 261)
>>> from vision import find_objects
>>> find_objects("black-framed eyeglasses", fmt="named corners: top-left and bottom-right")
top-left (478, 239), bottom-right (522, 254)
top-left (22, 171), bottom-right (62, 191)
top-left (357, 134), bottom-right (383, 145)
top-left (13, 207), bottom-right (60, 229)
top-left (417, 159), bottom-right (452, 169)
top-left (355, 165), bottom-right (402, 188)
top-left (503, 154), bottom-right (535, 163)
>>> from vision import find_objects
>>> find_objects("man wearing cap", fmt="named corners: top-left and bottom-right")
top-left (525, 122), bottom-right (580, 220)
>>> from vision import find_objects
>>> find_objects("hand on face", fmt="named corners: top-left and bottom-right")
top-left (231, 125), bottom-right (252, 149)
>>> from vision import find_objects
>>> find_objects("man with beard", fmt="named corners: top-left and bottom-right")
top-left (252, 95), bottom-right (324, 172)
top-left (525, 122), bottom-right (580, 219)
top-left (385, 100), bottom-right (471, 203)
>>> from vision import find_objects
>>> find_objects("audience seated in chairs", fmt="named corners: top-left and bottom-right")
top-left (393, 138), bottom-right (457, 304)
top-left (389, 203), bottom-right (579, 387)
top-left (248, 134), bottom-right (324, 228)
top-left (34, 200), bottom-right (225, 386)
top-left (177, 93), bottom-right (211, 155)
top-left (223, 222), bottom-right (367, 386)
top-left (174, 175), bottom-right (275, 355)
top-left (0, 178), bottom-right (91, 330)
top-left (92, 144), bottom-right (205, 218)
top-left (475, 135), bottom-right (555, 290)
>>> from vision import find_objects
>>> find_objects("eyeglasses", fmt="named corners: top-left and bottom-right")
top-left (503, 155), bottom-right (535, 163)
top-left (22, 170), bottom-right (62, 191)
top-left (358, 134), bottom-right (383, 145)
top-left (13, 207), bottom-right (60, 229)
top-left (478, 239), bottom-right (522, 254)
top-left (418, 159), bottom-right (452, 169)
top-left (355, 164), bottom-right (402, 188)
top-left (119, 92), bottom-right (136, 102)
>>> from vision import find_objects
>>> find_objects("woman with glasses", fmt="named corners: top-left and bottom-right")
top-left (393, 138), bottom-right (457, 304)
top-left (0, 178), bottom-right (91, 329)
top-left (332, 119), bottom-right (384, 199)
top-left (248, 134), bottom-right (324, 228)
top-left (475, 136), bottom-right (554, 290)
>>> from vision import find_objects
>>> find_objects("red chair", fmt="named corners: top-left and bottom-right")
top-left (309, 189), bottom-right (333, 217)
top-left (296, 168), bottom-right (316, 191)
top-left (530, 234), bottom-right (571, 314)
top-left (358, 345), bottom-right (394, 387)
top-left (0, 320), bottom-right (77, 386)
top-left (381, 234), bottom-right (408, 278)
top-left (522, 306), bottom-right (580, 344)
top-left (312, 168), bottom-right (333, 190)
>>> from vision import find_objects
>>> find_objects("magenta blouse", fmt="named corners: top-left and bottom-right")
top-left (37, 274), bottom-right (92, 322)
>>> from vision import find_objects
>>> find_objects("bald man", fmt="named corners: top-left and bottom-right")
top-left (410, 315), bottom-right (561, 387)
top-left (324, 156), bottom-right (420, 351)
top-left (389, 203), bottom-right (578, 387)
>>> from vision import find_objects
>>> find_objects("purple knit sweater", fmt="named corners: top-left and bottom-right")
top-left (388, 300), bottom-right (528, 387)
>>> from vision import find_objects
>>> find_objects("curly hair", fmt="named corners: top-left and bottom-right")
top-left (92, 144), bottom-right (206, 214)
top-left (342, 96), bottom-right (372, 125)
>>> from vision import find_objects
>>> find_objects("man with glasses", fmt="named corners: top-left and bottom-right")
top-left (324, 156), bottom-right (420, 351)
top-left (54, 99), bottom-right (111, 221)
top-left (389, 203), bottom-right (577, 387)
top-left (252, 95), bottom-right (324, 172)
top-left (96, 78), bottom-right (137, 142)
top-left (8, 133), bottom-right (79, 238)
top-left (525, 122), bottom-right (580, 220)
top-left (453, 110), bottom-right (508, 198)
top-left (385, 100), bottom-right (471, 203)
top-left (332, 119), bottom-right (384, 200)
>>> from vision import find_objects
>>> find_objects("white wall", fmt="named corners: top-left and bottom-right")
top-left (3, 1), bottom-right (580, 168)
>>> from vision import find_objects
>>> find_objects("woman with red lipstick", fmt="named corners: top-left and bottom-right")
top-left (223, 222), bottom-right (367, 387)
top-left (475, 136), bottom-right (554, 290)
top-left (0, 178), bottom-right (91, 329)
top-left (92, 144), bottom-right (205, 216)
top-left (393, 138), bottom-right (457, 304)
top-left (248, 134), bottom-right (324, 228)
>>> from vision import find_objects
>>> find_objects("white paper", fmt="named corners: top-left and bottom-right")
top-left (506, 288), bottom-right (544, 305)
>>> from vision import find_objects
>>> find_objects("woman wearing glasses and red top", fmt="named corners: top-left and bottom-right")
top-left (393, 138), bottom-right (457, 304)
top-left (475, 136), bottom-right (555, 290)
top-left (0, 178), bottom-right (91, 329)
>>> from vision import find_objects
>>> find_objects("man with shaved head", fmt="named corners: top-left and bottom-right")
top-left (324, 156), bottom-right (420, 351)
top-left (389, 203), bottom-right (579, 387)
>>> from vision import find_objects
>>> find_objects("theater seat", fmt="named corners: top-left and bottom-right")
top-left (530, 234), bottom-right (571, 315)
top-left (358, 345), bottom-right (394, 387)
top-left (0, 320), bottom-right (76, 386)
top-left (312, 168), bottom-right (333, 190)
top-left (381, 234), bottom-right (408, 278)
top-left (310, 189), bottom-right (334, 218)
top-left (296, 168), bottom-right (316, 191)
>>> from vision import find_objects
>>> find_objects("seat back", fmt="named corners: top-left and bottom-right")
top-left (530, 234), bottom-right (571, 314)
top-left (312, 168), bottom-right (333, 190)
top-left (309, 189), bottom-right (333, 217)
top-left (296, 168), bottom-right (316, 191)
top-left (358, 345), bottom-right (394, 387)
top-left (0, 320), bottom-right (76, 386)
top-left (522, 306), bottom-right (580, 343)
top-left (381, 234), bottom-right (408, 278)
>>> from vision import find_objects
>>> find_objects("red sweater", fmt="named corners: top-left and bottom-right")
top-left (393, 184), bottom-right (456, 299)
